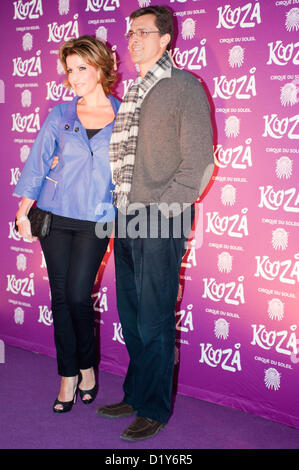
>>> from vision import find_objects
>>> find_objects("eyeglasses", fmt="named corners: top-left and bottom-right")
top-left (125, 30), bottom-right (161, 40)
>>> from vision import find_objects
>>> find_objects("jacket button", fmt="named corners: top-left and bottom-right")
top-left (64, 124), bottom-right (69, 130)
top-left (75, 127), bottom-right (79, 132)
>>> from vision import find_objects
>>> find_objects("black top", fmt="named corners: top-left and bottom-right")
top-left (86, 128), bottom-right (102, 140)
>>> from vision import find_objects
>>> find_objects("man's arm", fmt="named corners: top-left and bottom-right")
top-left (158, 78), bottom-right (214, 216)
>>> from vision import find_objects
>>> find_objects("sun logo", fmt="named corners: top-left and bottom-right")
top-left (228, 45), bottom-right (244, 68)
top-left (57, 58), bottom-right (65, 75)
top-left (21, 89), bottom-right (31, 108)
top-left (138, 0), bottom-right (151, 7)
top-left (275, 156), bottom-right (293, 179)
top-left (214, 319), bottom-right (229, 340)
top-left (22, 32), bottom-right (33, 51)
top-left (182, 18), bottom-right (196, 40)
top-left (59, 0), bottom-right (70, 15)
top-left (268, 298), bottom-right (284, 321)
top-left (264, 368), bottom-right (281, 391)
top-left (280, 82), bottom-right (298, 106)
top-left (217, 252), bottom-right (233, 273)
top-left (14, 307), bottom-right (24, 325)
top-left (16, 254), bottom-right (27, 271)
top-left (285, 8), bottom-right (299, 32)
top-left (20, 144), bottom-right (30, 163)
top-left (272, 228), bottom-right (288, 251)
top-left (225, 115), bottom-right (240, 138)
top-left (221, 184), bottom-right (236, 206)
top-left (96, 26), bottom-right (108, 43)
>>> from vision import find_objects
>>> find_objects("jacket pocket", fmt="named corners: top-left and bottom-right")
top-left (38, 177), bottom-right (58, 208)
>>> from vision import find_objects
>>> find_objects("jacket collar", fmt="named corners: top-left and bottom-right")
top-left (62, 95), bottom-right (118, 132)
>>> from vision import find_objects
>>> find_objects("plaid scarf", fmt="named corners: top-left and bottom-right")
top-left (109, 51), bottom-right (173, 210)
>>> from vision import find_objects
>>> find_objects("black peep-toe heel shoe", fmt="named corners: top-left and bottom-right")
top-left (78, 383), bottom-right (98, 405)
top-left (53, 388), bottom-right (77, 413)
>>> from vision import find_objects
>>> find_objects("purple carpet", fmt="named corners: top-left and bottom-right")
top-left (0, 345), bottom-right (298, 450)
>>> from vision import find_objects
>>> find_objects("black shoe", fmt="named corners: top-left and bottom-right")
top-left (78, 383), bottom-right (97, 405)
top-left (120, 417), bottom-right (165, 441)
top-left (53, 389), bottom-right (77, 413)
top-left (97, 401), bottom-right (135, 418)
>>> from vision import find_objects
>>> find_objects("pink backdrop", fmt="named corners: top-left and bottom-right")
top-left (0, 0), bottom-right (298, 429)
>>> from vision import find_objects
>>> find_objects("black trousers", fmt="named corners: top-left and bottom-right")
top-left (114, 204), bottom-right (194, 423)
top-left (40, 215), bottom-right (109, 377)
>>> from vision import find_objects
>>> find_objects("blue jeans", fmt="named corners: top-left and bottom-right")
top-left (114, 205), bottom-right (194, 423)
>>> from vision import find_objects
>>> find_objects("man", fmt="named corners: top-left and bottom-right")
top-left (97, 5), bottom-right (214, 441)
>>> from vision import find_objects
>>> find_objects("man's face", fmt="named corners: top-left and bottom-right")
top-left (128, 14), bottom-right (170, 74)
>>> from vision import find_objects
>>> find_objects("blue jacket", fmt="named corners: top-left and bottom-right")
top-left (14, 94), bottom-right (121, 222)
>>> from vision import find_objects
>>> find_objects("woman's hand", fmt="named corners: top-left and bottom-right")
top-left (51, 156), bottom-right (59, 169)
top-left (15, 197), bottom-right (37, 242)
top-left (16, 217), bottom-right (37, 242)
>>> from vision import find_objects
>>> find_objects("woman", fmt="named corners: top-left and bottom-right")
top-left (14, 36), bottom-right (120, 413)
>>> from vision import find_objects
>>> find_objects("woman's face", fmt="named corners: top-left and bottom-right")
top-left (66, 54), bottom-right (100, 96)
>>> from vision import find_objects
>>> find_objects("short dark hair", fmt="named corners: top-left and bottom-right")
top-left (130, 5), bottom-right (173, 51)
top-left (59, 35), bottom-right (116, 95)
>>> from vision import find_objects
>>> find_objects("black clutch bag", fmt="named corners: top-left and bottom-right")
top-left (15, 207), bottom-right (52, 238)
